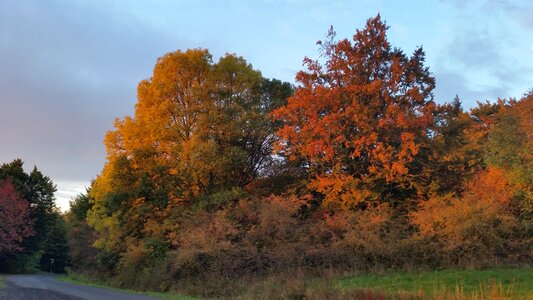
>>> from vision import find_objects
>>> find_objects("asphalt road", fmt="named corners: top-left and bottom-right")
top-left (4, 275), bottom-right (158, 300)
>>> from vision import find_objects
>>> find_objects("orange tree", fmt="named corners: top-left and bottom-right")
top-left (273, 15), bottom-right (436, 209)
top-left (87, 49), bottom-right (291, 271)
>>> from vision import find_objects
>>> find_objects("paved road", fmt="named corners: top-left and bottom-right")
top-left (4, 275), bottom-right (158, 300)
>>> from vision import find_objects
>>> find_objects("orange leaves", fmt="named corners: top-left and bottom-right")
top-left (367, 133), bottom-right (417, 183)
top-left (310, 174), bottom-right (374, 209)
top-left (74, 15), bottom-right (533, 285)
top-left (272, 16), bottom-right (435, 208)
top-left (468, 167), bottom-right (511, 203)
top-left (400, 132), bottom-right (419, 157)
top-left (177, 210), bottom-right (238, 256)
top-left (365, 79), bottom-right (384, 95)
top-left (411, 167), bottom-right (514, 256)
top-left (89, 48), bottom-right (293, 259)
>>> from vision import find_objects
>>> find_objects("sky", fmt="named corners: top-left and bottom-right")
top-left (1, 0), bottom-right (532, 211)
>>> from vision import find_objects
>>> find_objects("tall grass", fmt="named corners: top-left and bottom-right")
top-left (338, 267), bottom-right (533, 299)
top-left (62, 267), bottom-right (532, 299)
top-left (0, 274), bottom-right (6, 289)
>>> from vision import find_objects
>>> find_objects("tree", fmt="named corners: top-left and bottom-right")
top-left (88, 49), bottom-right (291, 270)
top-left (422, 96), bottom-right (482, 196)
top-left (484, 93), bottom-right (533, 220)
top-left (0, 159), bottom-right (68, 272)
top-left (273, 15), bottom-right (435, 209)
top-left (0, 180), bottom-right (33, 256)
top-left (94, 50), bottom-right (290, 203)
top-left (65, 190), bottom-right (98, 273)
top-left (39, 212), bottom-right (70, 272)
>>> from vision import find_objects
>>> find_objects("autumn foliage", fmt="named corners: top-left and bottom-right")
top-left (0, 180), bottom-right (33, 255)
top-left (411, 168), bottom-right (517, 266)
top-left (273, 16), bottom-right (435, 208)
top-left (66, 15), bottom-right (532, 297)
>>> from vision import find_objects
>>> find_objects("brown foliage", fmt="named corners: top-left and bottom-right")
top-left (66, 221), bottom-right (98, 273)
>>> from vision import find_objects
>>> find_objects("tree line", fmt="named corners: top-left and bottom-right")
top-left (1, 15), bottom-right (530, 297)
top-left (0, 159), bottom-right (68, 273)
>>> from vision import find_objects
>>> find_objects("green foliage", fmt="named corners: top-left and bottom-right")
top-left (0, 159), bottom-right (68, 273)
top-left (484, 96), bottom-right (533, 218)
top-left (69, 190), bottom-right (93, 222)
top-left (6, 251), bottom-right (43, 273)
top-left (195, 187), bottom-right (248, 212)
top-left (425, 96), bottom-right (481, 196)
top-left (39, 212), bottom-right (70, 272)
top-left (486, 110), bottom-right (525, 169)
top-left (66, 218), bottom-right (98, 273)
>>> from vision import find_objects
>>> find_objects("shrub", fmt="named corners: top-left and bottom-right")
top-left (410, 168), bottom-right (518, 267)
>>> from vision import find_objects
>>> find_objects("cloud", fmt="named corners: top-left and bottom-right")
top-left (54, 180), bottom-right (90, 212)
top-left (434, 69), bottom-right (508, 107)
top-left (447, 31), bottom-right (500, 71)
top-left (481, 0), bottom-right (533, 31)
top-left (432, 0), bottom-right (533, 106)
top-left (0, 0), bottom-right (181, 183)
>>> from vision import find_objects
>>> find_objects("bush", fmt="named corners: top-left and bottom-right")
top-left (7, 251), bottom-right (43, 273)
top-left (410, 168), bottom-right (518, 267)
top-left (79, 170), bottom-right (530, 296)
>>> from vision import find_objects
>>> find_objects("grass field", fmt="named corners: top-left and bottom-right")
top-left (338, 267), bottom-right (533, 299)
top-left (61, 267), bottom-right (533, 299)
top-left (0, 274), bottom-right (6, 300)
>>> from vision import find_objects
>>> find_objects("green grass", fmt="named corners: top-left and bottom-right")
top-left (338, 266), bottom-right (533, 298)
top-left (59, 267), bottom-right (533, 299)
top-left (58, 274), bottom-right (201, 300)
top-left (0, 274), bottom-right (6, 300)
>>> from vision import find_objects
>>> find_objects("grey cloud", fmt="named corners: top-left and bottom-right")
top-left (442, 0), bottom-right (533, 33)
top-left (0, 0), bottom-right (183, 182)
top-left (447, 30), bottom-right (501, 71)
top-left (444, 27), bottom-right (529, 90)
top-left (433, 0), bottom-right (532, 106)
top-left (481, 0), bottom-right (533, 30)
top-left (434, 69), bottom-right (509, 108)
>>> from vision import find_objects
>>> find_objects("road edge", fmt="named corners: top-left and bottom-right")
top-left (0, 274), bottom-right (6, 300)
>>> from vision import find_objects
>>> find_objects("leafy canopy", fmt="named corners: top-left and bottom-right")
top-left (273, 15), bottom-right (436, 209)
top-left (88, 48), bottom-right (291, 253)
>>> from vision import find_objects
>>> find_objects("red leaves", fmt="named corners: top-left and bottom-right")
top-left (273, 15), bottom-right (436, 208)
top-left (0, 180), bottom-right (34, 255)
